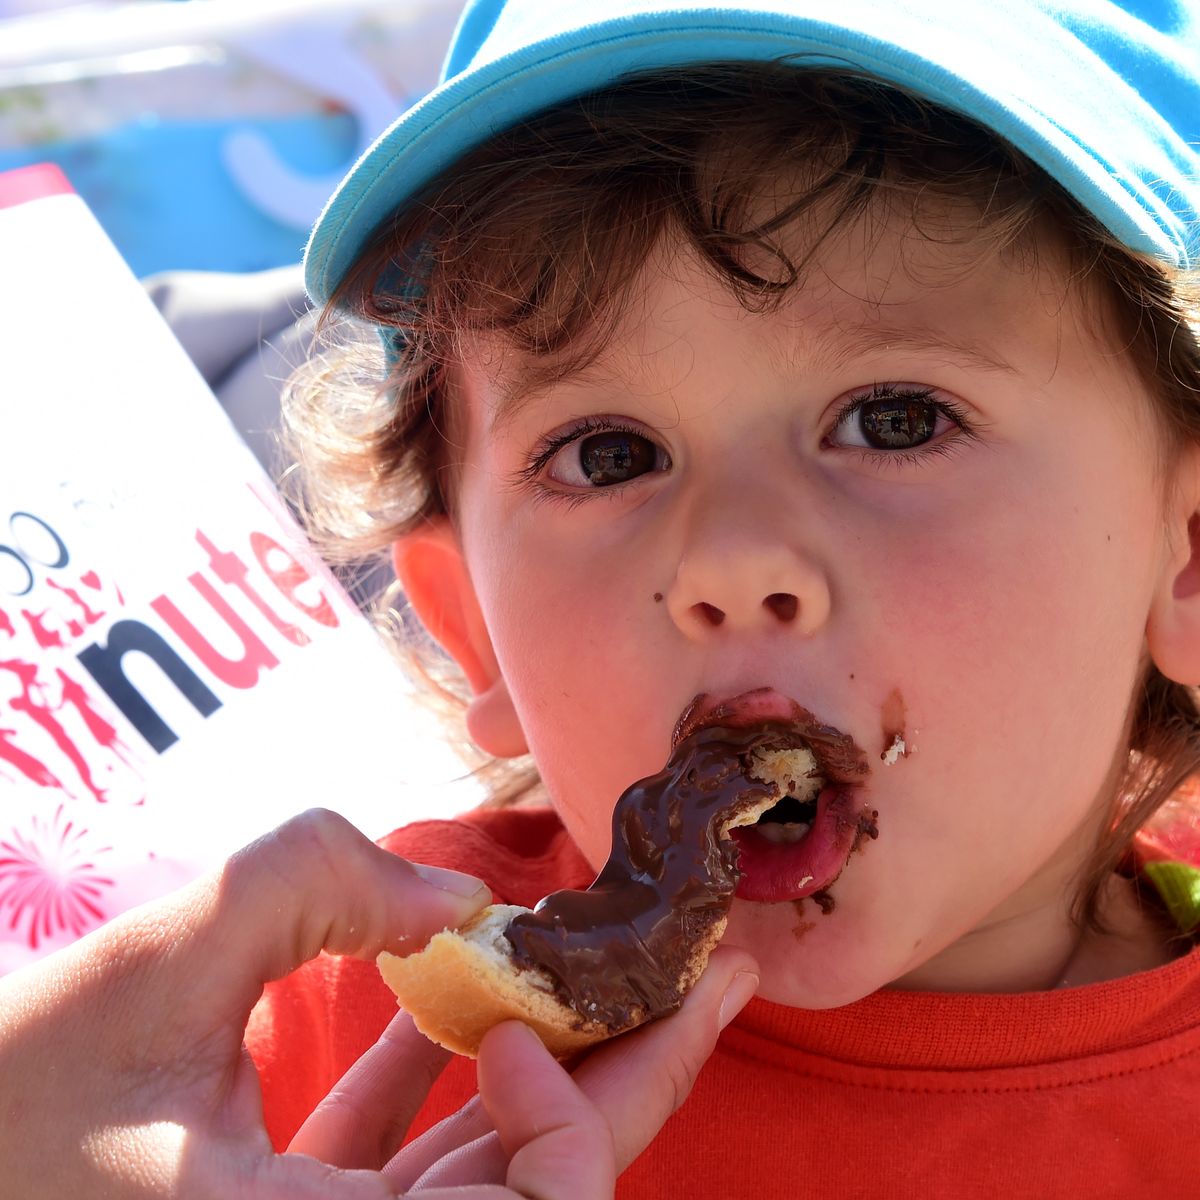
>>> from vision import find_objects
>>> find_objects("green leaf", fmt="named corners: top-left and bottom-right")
top-left (1143, 861), bottom-right (1200, 933)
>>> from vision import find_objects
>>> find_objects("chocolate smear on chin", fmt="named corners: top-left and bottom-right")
top-left (504, 723), bottom-right (794, 1032)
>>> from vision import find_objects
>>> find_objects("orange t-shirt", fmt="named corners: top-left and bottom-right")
top-left (246, 806), bottom-right (1200, 1196)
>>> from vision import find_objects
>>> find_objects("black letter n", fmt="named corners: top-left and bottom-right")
top-left (78, 619), bottom-right (222, 753)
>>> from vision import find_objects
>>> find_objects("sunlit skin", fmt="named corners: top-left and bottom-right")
top-left (402, 199), bottom-right (1199, 1009)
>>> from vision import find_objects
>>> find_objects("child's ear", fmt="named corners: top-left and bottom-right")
top-left (1147, 451), bottom-right (1200, 685)
top-left (391, 522), bottom-right (528, 758)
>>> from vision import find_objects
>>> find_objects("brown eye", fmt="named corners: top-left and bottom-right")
top-left (856, 398), bottom-right (938, 449)
top-left (565, 431), bottom-right (659, 486)
top-left (538, 421), bottom-right (670, 491)
top-left (825, 385), bottom-right (965, 455)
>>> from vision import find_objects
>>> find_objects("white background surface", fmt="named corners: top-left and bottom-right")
top-left (0, 185), bottom-right (481, 974)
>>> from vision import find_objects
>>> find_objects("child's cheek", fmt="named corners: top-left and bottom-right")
top-left (470, 531), bottom-right (673, 859)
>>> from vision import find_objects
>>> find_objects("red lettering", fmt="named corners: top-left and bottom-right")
top-left (55, 667), bottom-right (138, 770)
top-left (46, 578), bottom-right (105, 626)
top-left (0, 657), bottom-right (107, 802)
top-left (0, 722), bottom-right (63, 790)
top-left (21, 609), bottom-right (64, 649)
top-left (194, 530), bottom-right (309, 647)
top-left (151, 574), bottom-right (279, 689)
top-left (250, 532), bottom-right (338, 628)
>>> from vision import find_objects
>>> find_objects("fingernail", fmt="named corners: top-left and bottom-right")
top-left (411, 861), bottom-right (492, 901)
top-left (718, 970), bottom-right (759, 1031)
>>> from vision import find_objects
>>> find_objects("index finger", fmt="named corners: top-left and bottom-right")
top-left (287, 1010), bottom-right (452, 1170)
top-left (111, 808), bottom-right (492, 1035)
top-left (478, 1021), bottom-right (617, 1200)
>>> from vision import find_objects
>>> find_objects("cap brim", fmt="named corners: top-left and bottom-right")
top-left (305, 2), bottom-right (1197, 308)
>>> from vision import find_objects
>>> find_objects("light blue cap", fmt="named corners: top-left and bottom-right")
top-left (305, 0), bottom-right (1200, 309)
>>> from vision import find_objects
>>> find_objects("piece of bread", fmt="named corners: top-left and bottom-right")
top-left (378, 904), bottom-right (610, 1058)
top-left (378, 744), bottom-right (817, 1058)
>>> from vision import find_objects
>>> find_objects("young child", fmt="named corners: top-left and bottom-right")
top-left (248, 0), bottom-right (1200, 1192)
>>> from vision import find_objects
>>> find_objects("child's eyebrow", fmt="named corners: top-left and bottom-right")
top-left (778, 324), bottom-right (1021, 381)
top-left (487, 361), bottom-right (619, 434)
top-left (486, 324), bottom-right (1018, 433)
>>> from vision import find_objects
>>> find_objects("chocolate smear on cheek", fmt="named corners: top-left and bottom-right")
top-left (855, 809), bottom-right (881, 847)
top-left (798, 806), bottom-right (879, 919)
top-left (880, 687), bottom-right (912, 762)
top-left (504, 724), bottom-right (784, 1032)
top-left (880, 688), bottom-right (906, 752)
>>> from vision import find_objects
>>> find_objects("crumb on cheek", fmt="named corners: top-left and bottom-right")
top-left (880, 687), bottom-right (915, 763)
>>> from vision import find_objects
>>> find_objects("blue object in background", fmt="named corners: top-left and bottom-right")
top-left (0, 111), bottom-right (357, 278)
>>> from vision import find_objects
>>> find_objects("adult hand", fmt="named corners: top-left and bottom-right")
top-left (0, 809), bottom-right (759, 1198)
top-left (291, 944), bottom-right (759, 1198)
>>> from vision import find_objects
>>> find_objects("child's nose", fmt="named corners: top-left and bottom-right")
top-left (665, 505), bottom-right (831, 641)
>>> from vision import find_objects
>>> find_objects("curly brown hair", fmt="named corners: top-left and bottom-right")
top-left (282, 62), bottom-right (1200, 930)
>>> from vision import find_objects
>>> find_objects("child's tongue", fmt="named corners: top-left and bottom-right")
top-left (730, 784), bottom-right (865, 903)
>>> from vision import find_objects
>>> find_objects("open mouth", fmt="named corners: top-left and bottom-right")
top-left (752, 793), bottom-right (819, 843)
top-left (675, 689), bottom-right (876, 903)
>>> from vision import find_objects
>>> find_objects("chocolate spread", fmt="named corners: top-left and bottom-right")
top-left (504, 722), bottom-right (813, 1032)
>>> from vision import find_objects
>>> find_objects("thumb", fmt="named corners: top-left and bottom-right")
top-left (569, 944), bottom-right (760, 1171)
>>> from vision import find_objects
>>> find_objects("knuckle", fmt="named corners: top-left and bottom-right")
top-left (238, 810), bottom-right (367, 948)
top-left (285, 807), bottom-right (355, 853)
top-left (660, 1049), bottom-right (702, 1116)
top-left (271, 809), bottom-right (364, 888)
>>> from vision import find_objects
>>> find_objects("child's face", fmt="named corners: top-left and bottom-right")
top-left (431, 200), bottom-right (1183, 1004)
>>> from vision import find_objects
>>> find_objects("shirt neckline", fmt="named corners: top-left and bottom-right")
top-left (728, 942), bottom-right (1200, 1070)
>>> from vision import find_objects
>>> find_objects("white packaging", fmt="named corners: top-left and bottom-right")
top-left (0, 164), bottom-right (480, 973)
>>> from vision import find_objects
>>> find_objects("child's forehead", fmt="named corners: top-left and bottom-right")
top-left (458, 200), bottom-right (1083, 427)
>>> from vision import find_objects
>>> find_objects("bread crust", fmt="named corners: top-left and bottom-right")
top-left (377, 905), bottom-right (610, 1057)
top-left (379, 902), bottom-right (733, 1058)
top-left (379, 745), bottom-right (816, 1058)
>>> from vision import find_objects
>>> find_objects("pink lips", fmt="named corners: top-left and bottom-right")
top-left (674, 688), bottom-right (876, 904)
top-left (730, 788), bottom-right (875, 903)
top-left (672, 688), bottom-right (801, 746)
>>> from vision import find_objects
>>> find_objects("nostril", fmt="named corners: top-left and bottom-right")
top-left (764, 593), bottom-right (798, 622)
top-left (694, 602), bottom-right (726, 627)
